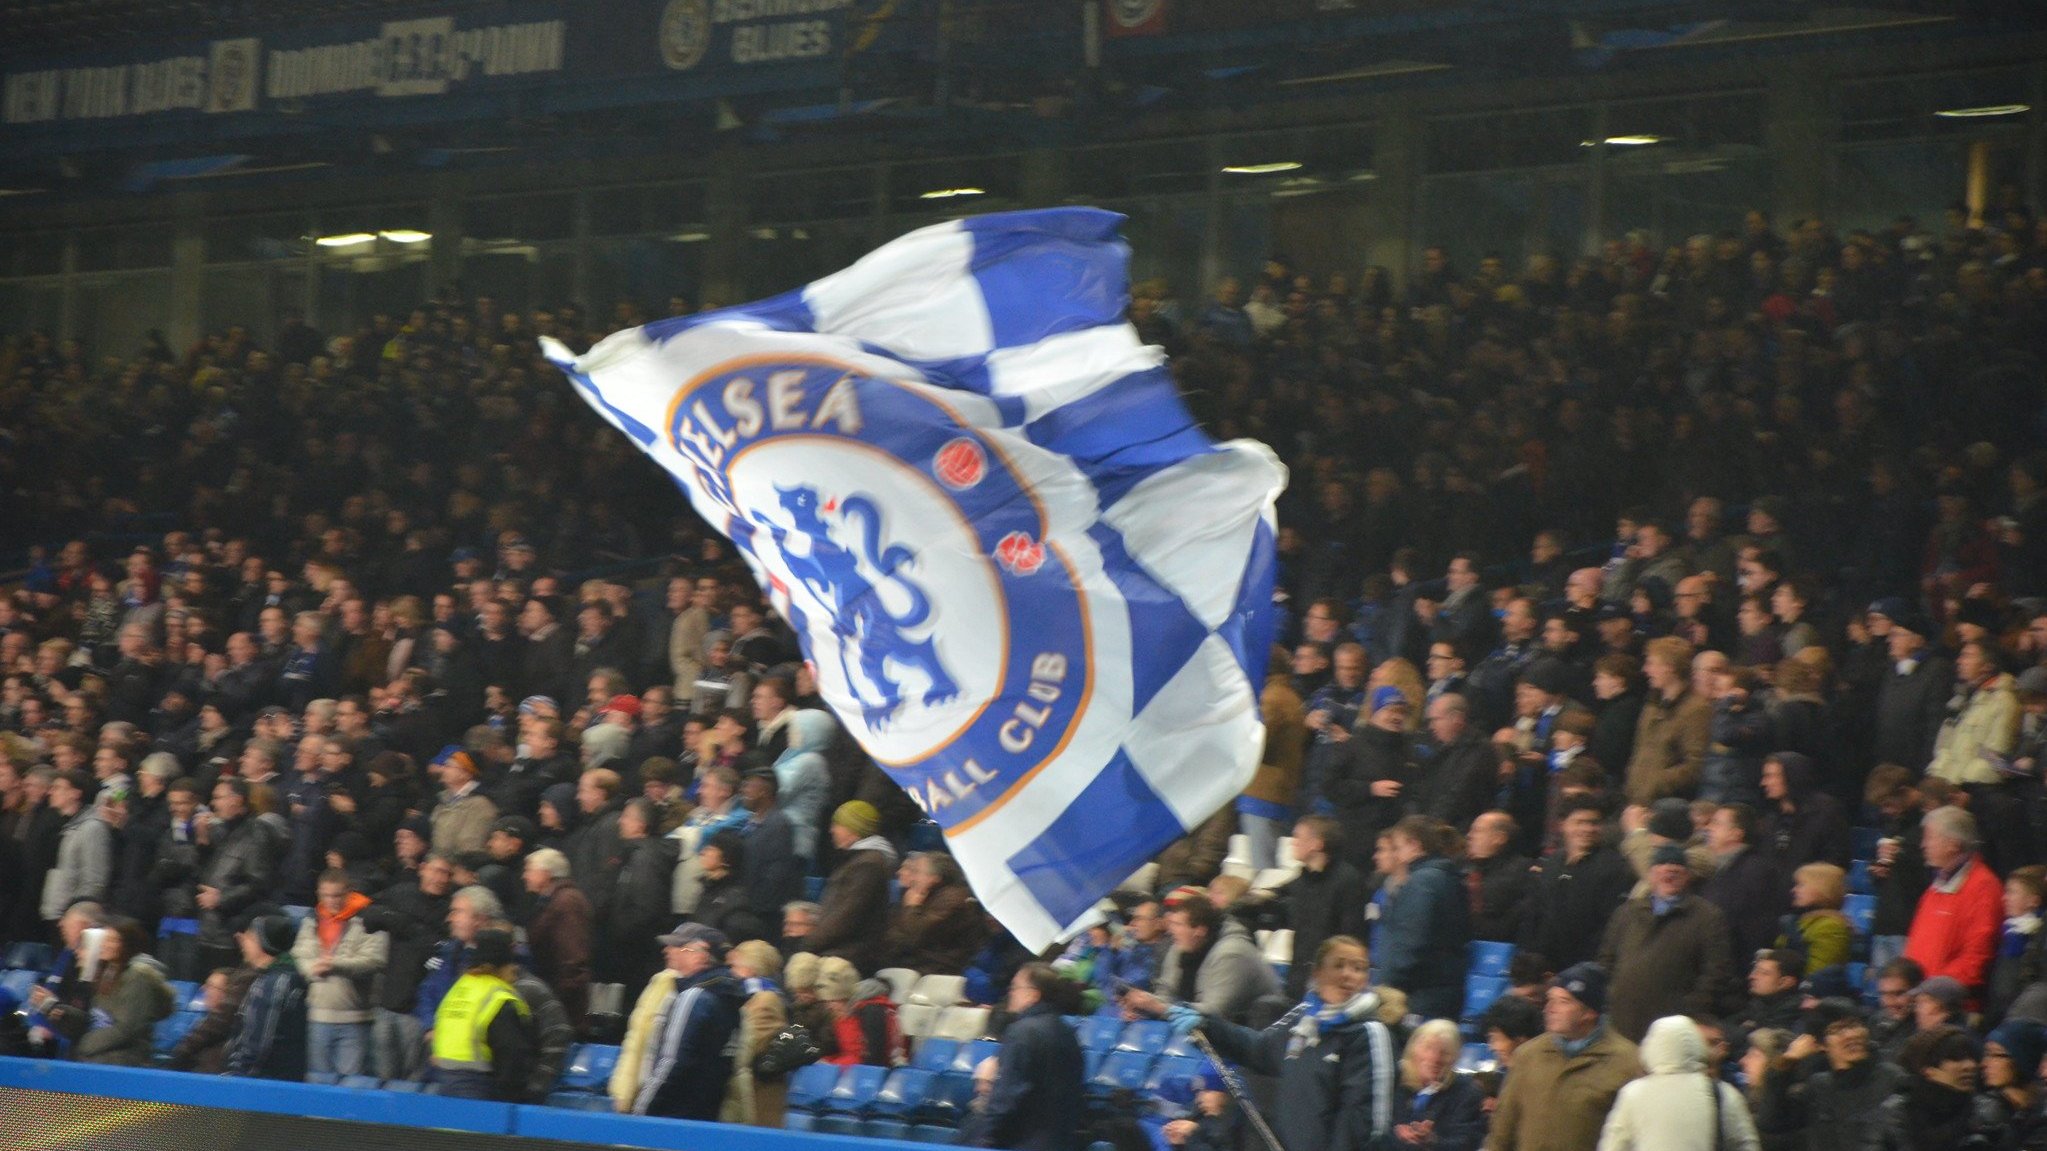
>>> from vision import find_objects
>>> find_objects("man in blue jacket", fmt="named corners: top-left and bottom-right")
top-left (225, 915), bottom-right (308, 1080)
top-left (1373, 815), bottom-right (1471, 1019)
top-left (630, 923), bottom-right (746, 1120)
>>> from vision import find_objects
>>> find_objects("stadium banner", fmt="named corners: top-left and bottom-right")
top-left (1103, 0), bottom-right (1169, 38)
top-left (542, 208), bottom-right (1285, 949)
top-left (0, 0), bottom-right (872, 130)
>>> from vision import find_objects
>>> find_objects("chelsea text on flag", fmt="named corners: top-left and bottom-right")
top-left (542, 208), bottom-right (1285, 950)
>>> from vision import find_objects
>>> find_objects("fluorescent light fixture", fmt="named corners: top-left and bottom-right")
top-left (919, 187), bottom-right (986, 200)
top-left (1934, 103), bottom-right (2028, 119)
top-left (378, 229), bottom-right (431, 244)
top-left (0, 187), bottom-right (47, 197)
top-left (668, 232), bottom-right (711, 243)
top-left (1221, 161), bottom-right (1303, 174)
top-left (314, 232), bottom-right (376, 247)
top-left (1580, 134), bottom-right (1668, 148)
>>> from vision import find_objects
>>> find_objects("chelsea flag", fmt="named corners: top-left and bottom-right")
top-left (542, 208), bottom-right (1285, 950)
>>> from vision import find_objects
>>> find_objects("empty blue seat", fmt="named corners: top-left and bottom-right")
top-left (828, 1064), bottom-right (890, 1113)
top-left (1851, 827), bottom-right (1882, 861)
top-left (158, 917), bottom-right (199, 939)
top-left (1463, 975), bottom-right (1508, 1019)
top-left (0, 970), bottom-right (38, 1001)
top-left (1848, 860), bottom-right (1874, 896)
top-left (948, 1039), bottom-right (1001, 1075)
top-left (1117, 1020), bottom-right (1171, 1055)
top-left (167, 981), bottom-right (200, 1010)
top-left (1161, 1034), bottom-right (1200, 1060)
top-left (305, 1071), bottom-right (341, 1085)
top-left (545, 1091), bottom-right (614, 1112)
top-left (873, 1067), bottom-right (938, 1117)
top-left (1457, 1042), bottom-right (1496, 1073)
top-left (785, 1112), bottom-right (818, 1132)
top-left (787, 1062), bottom-right (842, 1112)
top-left (869, 1119), bottom-right (913, 1141)
top-left (911, 1124), bottom-right (961, 1145)
top-left (557, 1043), bottom-right (620, 1092)
top-left (339, 1075), bottom-right (381, 1090)
top-left (1468, 941), bottom-right (1515, 978)
top-left (914, 1037), bottom-right (962, 1072)
top-left (153, 1011), bottom-right (201, 1055)
top-left (1078, 1016), bottom-right (1123, 1052)
top-left (1143, 1055), bottom-right (1204, 1097)
top-left (1088, 1050), bottom-right (1154, 1095)
top-left (385, 1080), bottom-right (427, 1093)
top-left (805, 876), bottom-right (827, 902)
top-left (2, 943), bottom-right (53, 972)
top-left (1847, 962), bottom-right (1868, 991)
top-left (924, 1073), bottom-right (977, 1122)
top-left (1844, 894), bottom-right (1877, 935)
top-left (817, 1114), bottom-right (866, 1137)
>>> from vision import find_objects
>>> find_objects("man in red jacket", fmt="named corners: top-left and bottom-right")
top-left (1903, 806), bottom-right (2002, 1002)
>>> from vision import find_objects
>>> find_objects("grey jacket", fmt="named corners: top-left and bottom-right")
top-left (1157, 919), bottom-right (1281, 1024)
top-left (291, 912), bottom-right (389, 1023)
top-left (41, 809), bottom-right (114, 921)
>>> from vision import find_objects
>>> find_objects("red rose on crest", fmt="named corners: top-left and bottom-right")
top-left (934, 437), bottom-right (987, 490)
top-left (995, 531), bottom-right (1045, 576)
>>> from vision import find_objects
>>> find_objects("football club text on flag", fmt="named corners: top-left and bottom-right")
top-left (543, 208), bottom-right (1285, 950)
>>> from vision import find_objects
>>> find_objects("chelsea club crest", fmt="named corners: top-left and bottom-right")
top-left (664, 357), bottom-right (1094, 831)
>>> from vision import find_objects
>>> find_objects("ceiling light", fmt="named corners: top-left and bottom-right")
top-left (919, 187), bottom-right (986, 200)
top-left (0, 187), bottom-right (47, 197)
top-left (314, 232), bottom-right (376, 247)
top-left (1934, 104), bottom-right (2028, 119)
top-left (378, 229), bottom-right (431, 244)
top-left (1221, 161), bottom-right (1302, 175)
top-left (668, 232), bottom-right (710, 243)
top-left (1603, 135), bottom-right (1666, 146)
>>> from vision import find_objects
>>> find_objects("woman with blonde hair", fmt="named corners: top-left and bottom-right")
top-left (1779, 862), bottom-right (1852, 975)
top-left (1391, 1018), bottom-right (1486, 1150)
top-left (720, 940), bottom-right (791, 1127)
top-left (1369, 658), bottom-right (1426, 732)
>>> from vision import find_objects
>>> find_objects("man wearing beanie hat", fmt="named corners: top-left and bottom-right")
top-left (1979, 1018), bottom-right (2047, 1137)
top-left (1324, 684), bottom-right (1414, 872)
top-left (1873, 607), bottom-right (1952, 772)
top-left (1871, 1026), bottom-right (1982, 1147)
top-left (225, 914), bottom-right (310, 1081)
top-left (431, 749), bottom-right (499, 856)
top-left (800, 802), bottom-right (898, 973)
top-left (1490, 961), bottom-right (1642, 1151)
top-left (1597, 841), bottom-right (1734, 1043)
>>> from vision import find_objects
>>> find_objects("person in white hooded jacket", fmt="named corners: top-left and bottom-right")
top-left (1597, 1015), bottom-right (1760, 1151)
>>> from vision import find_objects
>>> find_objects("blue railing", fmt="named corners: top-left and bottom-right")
top-left (0, 1057), bottom-right (929, 1151)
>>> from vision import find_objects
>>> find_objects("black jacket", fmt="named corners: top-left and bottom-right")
top-left (1414, 732), bottom-right (1499, 832)
top-left (1522, 844), bottom-right (1635, 972)
top-left (1274, 860), bottom-right (1369, 998)
top-left (1467, 851), bottom-right (1536, 944)
top-left (1757, 1056), bottom-right (1910, 1151)
top-left (1875, 656), bottom-right (1954, 771)
top-left (635, 966), bottom-right (747, 1121)
top-left (1588, 691), bottom-right (1645, 782)
top-left (1701, 844), bottom-right (1791, 963)
top-left (972, 1003), bottom-right (1088, 1151)
top-left (1325, 725), bottom-right (1413, 869)
top-left (1200, 995), bottom-right (1396, 1151)
top-left (742, 809), bottom-right (806, 921)
top-left (1392, 1073), bottom-right (1487, 1151)
top-left (360, 877), bottom-right (452, 1012)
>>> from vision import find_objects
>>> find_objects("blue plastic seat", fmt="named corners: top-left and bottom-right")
top-left (1116, 1020), bottom-right (1171, 1055)
top-left (787, 1062), bottom-right (843, 1112)
top-left (1457, 1042), bottom-right (1496, 1073)
top-left (869, 1119), bottom-right (913, 1141)
top-left (167, 981), bottom-right (201, 1010)
top-left (1468, 940), bottom-right (1515, 978)
top-left (911, 1124), bottom-right (961, 1145)
top-left (873, 1067), bottom-right (937, 1117)
top-left (385, 1080), bottom-right (427, 1093)
top-left (1844, 894), bottom-right (1877, 935)
top-left (158, 917), bottom-right (200, 939)
top-left (1850, 827), bottom-right (1882, 861)
top-left (305, 1071), bottom-right (341, 1085)
top-left (1848, 860), bottom-right (1874, 896)
top-left (1143, 1055), bottom-right (1204, 1097)
top-left (152, 1011), bottom-right (201, 1055)
top-left (1160, 1034), bottom-right (1200, 1060)
top-left (817, 1114), bottom-right (866, 1137)
top-left (828, 1064), bottom-right (890, 1114)
top-left (557, 1043), bottom-right (620, 1092)
top-left (914, 1037), bottom-right (962, 1072)
top-left (1078, 1015), bottom-right (1123, 1052)
top-left (784, 1112), bottom-right (818, 1132)
top-left (1088, 1049), bottom-right (1154, 1095)
top-left (947, 1039), bottom-right (1001, 1076)
top-left (1463, 975), bottom-right (1508, 1019)
top-left (2, 943), bottom-right (53, 972)
top-left (805, 876), bottom-right (827, 902)
top-left (545, 1091), bottom-right (614, 1112)
top-left (0, 969), bottom-right (42, 1000)
top-left (340, 1075), bottom-right (381, 1090)
top-left (924, 1073), bottom-right (977, 1122)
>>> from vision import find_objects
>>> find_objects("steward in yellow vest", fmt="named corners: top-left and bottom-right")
top-left (431, 928), bottom-right (535, 1100)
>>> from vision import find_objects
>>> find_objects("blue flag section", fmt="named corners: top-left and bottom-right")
top-left (542, 208), bottom-right (1286, 949)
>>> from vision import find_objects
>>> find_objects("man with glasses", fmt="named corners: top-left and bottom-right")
top-left (622, 923), bottom-right (745, 1120)
top-left (1756, 1000), bottom-right (1908, 1151)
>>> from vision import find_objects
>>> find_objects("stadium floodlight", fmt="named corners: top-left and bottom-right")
top-left (919, 187), bottom-right (986, 199)
top-left (1221, 161), bottom-right (1303, 174)
top-left (378, 230), bottom-right (432, 243)
top-left (1934, 104), bottom-right (2028, 119)
top-left (1601, 135), bottom-right (1667, 146)
top-left (314, 233), bottom-right (376, 247)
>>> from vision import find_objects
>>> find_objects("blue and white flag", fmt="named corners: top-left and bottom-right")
top-left (542, 208), bottom-right (1285, 949)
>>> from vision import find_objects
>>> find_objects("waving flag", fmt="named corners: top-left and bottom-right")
top-left (542, 208), bottom-right (1284, 950)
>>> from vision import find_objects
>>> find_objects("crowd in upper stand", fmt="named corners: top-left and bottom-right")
top-left (3, 194), bottom-right (2047, 1150)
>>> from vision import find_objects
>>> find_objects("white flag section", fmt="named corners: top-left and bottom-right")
top-left (542, 208), bottom-right (1285, 950)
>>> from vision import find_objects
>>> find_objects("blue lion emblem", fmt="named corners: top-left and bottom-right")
top-left (751, 485), bottom-right (961, 728)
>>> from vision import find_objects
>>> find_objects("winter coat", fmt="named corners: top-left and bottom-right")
top-left (1157, 919), bottom-right (1281, 1024)
top-left (695, 869), bottom-right (768, 944)
top-left (565, 806), bottom-right (623, 918)
top-left (1875, 656), bottom-right (1953, 771)
top-left (807, 837), bottom-right (897, 974)
top-left (1760, 752), bottom-right (1852, 868)
top-left (1488, 1026), bottom-right (1644, 1151)
top-left (430, 785), bottom-right (498, 856)
top-left (1929, 674), bottom-right (2022, 786)
top-left (1597, 1016), bottom-right (1760, 1151)
top-left (1588, 692), bottom-right (1645, 789)
top-left (883, 882), bottom-right (989, 975)
top-left (196, 814), bottom-right (279, 949)
top-left (1239, 672), bottom-right (1309, 819)
top-left (1523, 845), bottom-right (1636, 973)
top-left (1468, 852), bottom-right (1536, 946)
top-left (291, 893), bottom-right (389, 1023)
top-left (526, 880), bottom-right (594, 1024)
top-left (741, 809), bottom-right (805, 922)
top-left (40, 809), bottom-right (114, 921)
top-left (1597, 894), bottom-right (1736, 1043)
top-left (1626, 687), bottom-right (1712, 805)
top-left (722, 981), bottom-right (789, 1128)
top-left (53, 959), bottom-right (175, 1066)
top-left (1702, 697), bottom-right (1774, 805)
top-left (1873, 807), bottom-right (1932, 937)
top-left (1701, 845), bottom-right (1790, 963)
top-left (1904, 853), bottom-right (2004, 995)
top-left (825, 989), bottom-right (904, 1068)
top-left (608, 835), bottom-right (679, 955)
top-left (1276, 859), bottom-right (1370, 998)
top-left (511, 970), bottom-right (575, 1104)
top-left (1395, 1072), bottom-right (1488, 1151)
top-left (1866, 1079), bottom-right (1982, 1151)
top-left (227, 956), bottom-right (310, 1081)
top-left (359, 877), bottom-right (450, 1012)
top-left (773, 710), bottom-right (836, 862)
top-left (1201, 992), bottom-right (1398, 1151)
top-left (629, 965), bottom-right (747, 1120)
top-left (166, 965), bottom-right (256, 1074)
top-left (973, 1003), bottom-right (1089, 1151)
top-left (1755, 1054), bottom-right (1910, 1151)
top-left (1326, 724), bottom-right (1415, 868)
top-left (1373, 855), bottom-right (1471, 1019)
top-left (1415, 732), bottom-right (1502, 832)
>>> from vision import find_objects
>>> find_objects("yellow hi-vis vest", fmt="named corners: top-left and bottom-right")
top-left (432, 972), bottom-right (528, 1072)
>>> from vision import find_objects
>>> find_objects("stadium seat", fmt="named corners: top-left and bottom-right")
top-left (1844, 894), bottom-right (1877, 935)
top-left (339, 1075), bottom-right (381, 1090)
top-left (910, 974), bottom-right (968, 1007)
top-left (384, 1080), bottom-right (427, 1093)
top-left (157, 918), bottom-right (199, 938)
top-left (1161, 1034), bottom-right (1200, 1060)
top-left (1117, 1020), bottom-right (1171, 1055)
top-left (806, 876), bottom-right (827, 902)
top-left (901, 1003), bottom-right (939, 1039)
top-left (557, 1043), bottom-right (619, 1092)
top-left (787, 1062), bottom-right (842, 1112)
top-left (1078, 1015), bottom-right (1123, 1051)
top-left (913, 1036), bottom-right (961, 1072)
top-left (167, 980), bottom-right (201, 1011)
top-left (545, 1091), bottom-right (614, 1112)
top-left (1463, 975), bottom-right (1508, 1019)
top-left (817, 1114), bottom-right (865, 1137)
top-left (910, 1123), bottom-right (961, 1144)
top-left (0, 970), bottom-right (42, 1000)
top-left (1144, 1054), bottom-right (1204, 1097)
top-left (1088, 1049), bottom-right (1154, 1095)
top-left (1458, 1043), bottom-right (1496, 1074)
top-left (947, 1038), bottom-right (1001, 1076)
top-left (784, 1111), bottom-right (818, 1132)
top-left (877, 967), bottom-right (921, 1004)
top-left (924, 1072), bottom-right (977, 1123)
top-left (1848, 860), bottom-right (1874, 895)
top-left (872, 1067), bottom-right (937, 1117)
top-left (828, 1064), bottom-right (889, 1114)
top-left (868, 1119), bottom-right (913, 1141)
top-left (931, 1005), bottom-right (991, 1042)
top-left (2, 943), bottom-right (52, 972)
top-left (152, 1010), bottom-right (201, 1055)
top-left (1851, 827), bottom-right (1882, 861)
top-left (1468, 940), bottom-right (1515, 978)
top-left (305, 1071), bottom-right (341, 1085)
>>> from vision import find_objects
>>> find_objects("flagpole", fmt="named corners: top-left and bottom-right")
top-left (1187, 1028), bottom-right (1288, 1151)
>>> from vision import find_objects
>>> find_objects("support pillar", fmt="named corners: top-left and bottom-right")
top-left (168, 192), bottom-right (206, 350)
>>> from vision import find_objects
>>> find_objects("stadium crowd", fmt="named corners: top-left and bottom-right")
top-left (2, 196), bottom-right (2047, 1151)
